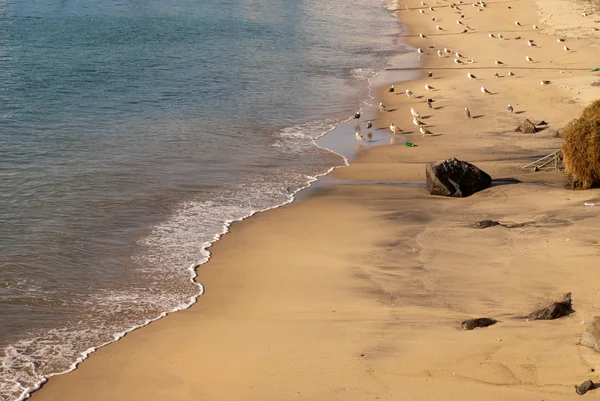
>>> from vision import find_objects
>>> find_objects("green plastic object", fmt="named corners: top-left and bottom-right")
top-left (405, 142), bottom-right (416, 147)
top-left (591, 68), bottom-right (600, 72)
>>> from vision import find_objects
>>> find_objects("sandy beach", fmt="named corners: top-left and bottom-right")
top-left (30, 0), bottom-right (600, 399)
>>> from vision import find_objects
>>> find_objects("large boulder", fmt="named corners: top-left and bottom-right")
top-left (580, 316), bottom-right (600, 352)
top-left (426, 158), bottom-right (492, 197)
top-left (527, 292), bottom-right (573, 320)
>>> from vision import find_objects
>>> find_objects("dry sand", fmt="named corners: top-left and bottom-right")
top-left (31, 0), bottom-right (600, 400)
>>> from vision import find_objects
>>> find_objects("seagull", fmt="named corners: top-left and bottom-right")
top-left (354, 112), bottom-right (361, 119)
top-left (420, 33), bottom-right (427, 38)
top-left (379, 102), bottom-right (387, 112)
top-left (506, 104), bottom-right (513, 113)
top-left (420, 9), bottom-right (425, 13)
top-left (406, 89), bottom-right (414, 97)
top-left (488, 33), bottom-right (495, 38)
top-left (389, 85), bottom-right (395, 93)
top-left (454, 58), bottom-right (462, 63)
top-left (526, 56), bottom-right (533, 62)
top-left (428, 45), bottom-right (436, 49)
top-left (429, 6), bottom-right (434, 10)
top-left (420, 126), bottom-right (433, 136)
top-left (465, 107), bottom-right (471, 118)
top-left (494, 73), bottom-right (500, 78)
top-left (426, 98), bottom-right (433, 108)
top-left (413, 117), bottom-right (426, 126)
top-left (527, 39), bottom-right (535, 47)
top-left (425, 84), bottom-right (434, 90)
top-left (390, 123), bottom-right (403, 134)
top-left (540, 80), bottom-right (551, 85)
top-left (432, 17), bottom-right (436, 21)
top-left (367, 132), bottom-right (373, 140)
top-left (355, 132), bottom-right (365, 142)
top-left (461, 28), bottom-right (468, 33)
top-left (417, 48), bottom-right (424, 54)
top-left (457, 19), bottom-right (463, 24)
top-left (582, 12), bottom-right (588, 16)
top-left (515, 20), bottom-right (521, 26)
top-left (428, 71), bottom-right (433, 77)
top-left (467, 72), bottom-right (477, 78)
top-left (498, 34), bottom-right (504, 39)
top-left (564, 45), bottom-right (569, 51)
top-left (481, 86), bottom-right (491, 94)
top-left (366, 121), bottom-right (372, 129)
top-left (508, 71), bottom-right (515, 76)
top-left (421, 1), bottom-right (426, 5)
top-left (436, 25), bottom-right (443, 30)
top-left (437, 49), bottom-right (443, 57)
top-left (495, 60), bottom-right (504, 64)
top-left (533, 24), bottom-right (538, 29)
top-left (411, 107), bottom-right (421, 118)
top-left (455, 52), bottom-right (464, 58)
top-left (557, 38), bottom-right (565, 42)
top-left (444, 47), bottom-right (452, 54)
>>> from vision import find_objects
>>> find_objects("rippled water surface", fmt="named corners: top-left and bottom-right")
top-left (0, 0), bottom-right (407, 399)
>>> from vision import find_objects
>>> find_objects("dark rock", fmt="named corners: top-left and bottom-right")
top-left (580, 316), bottom-right (600, 352)
top-left (515, 119), bottom-right (537, 133)
top-left (426, 158), bottom-right (492, 197)
top-left (591, 81), bottom-right (600, 87)
top-left (527, 292), bottom-right (573, 320)
top-left (576, 380), bottom-right (595, 395)
top-left (555, 118), bottom-right (578, 138)
top-left (537, 120), bottom-right (548, 126)
top-left (473, 220), bottom-right (501, 229)
top-left (461, 318), bottom-right (498, 330)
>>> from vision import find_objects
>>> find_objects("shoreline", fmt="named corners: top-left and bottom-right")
top-left (28, 3), bottom-right (591, 399)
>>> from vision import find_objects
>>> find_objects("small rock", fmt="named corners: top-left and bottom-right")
top-left (472, 220), bottom-right (501, 229)
top-left (461, 318), bottom-right (498, 330)
top-left (576, 380), bottom-right (595, 395)
top-left (527, 292), bottom-right (573, 320)
top-left (515, 119), bottom-right (537, 133)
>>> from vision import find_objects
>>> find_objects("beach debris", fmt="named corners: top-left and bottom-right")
top-left (527, 292), bottom-right (573, 320)
top-left (515, 119), bottom-right (537, 133)
top-left (461, 318), bottom-right (498, 330)
top-left (420, 127), bottom-right (434, 136)
top-left (580, 316), bottom-right (600, 352)
top-left (472, 220), bottom-right (501, 229)
top-left (426, 157), bottom-right (492, 197)
top-left (576, 380), bottom-right (596, 395)
top-left (354, 111), bottom-right (361, 119)
top-left (555, 119), bottom-right (578, 138)
top-left (465, 107), bottom-right (471, 118)
top-left (355, 132), bottom-right (365, 142)
top-left (405, 142), bottom-right (417, 147)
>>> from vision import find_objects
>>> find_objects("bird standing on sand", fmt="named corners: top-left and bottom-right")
top-left (465, 107), bottom-right (471, 118)
top-left (413, 117), bottom-right (426, 126)
top-left (444, 47), bottom-right (452, 54)
top-left (428, 71), bottom-right (433, 77)
top-left (426, 98), bottom-right (433, 108)
top-left (461, 28), bottom-right (468, 33)
top-left (366, 121), bottom-right (372, 129)
top-left (455, 52), bottom-right (464, 58)
top-left (436, 25), bottom-right (443, 30)
top-left (354, 112), bottom-right (361, 119)
top-left (417, 48), bottom-right (424, 54)
top-left (495, 60), bottom-right (504, 65)
top-left (540, 80), bottom-right (550, 85)
top-left (507, 104), bottom-right (513, 112)
top-left (527, 39), bottom-right (535, 47)
top-left (406, 89), bottom-right (414, 97)
top-left (526, 56), bottom-right (533, 62)
top-left (379, 103), bottom-right (387, 112)
top-left (390, 123), bottom-right (402, 134)
top-left (437, 49), bottom-right (443, 58)
top-left (420, 126), bottom-right (433, 136)
top-left (481, 86), bottom-right (491, 94)
top-left (498, 34), bottom-right (504, 40)
top-left (564, 45), bottom-right (569, 51)
top-left (425, 84), bottom-right (434, 90)
top-left (420, 9), bottom-right (425, 13)
top-left (389, 85), bottom-right (395, 93)
top-left (508, 71), bottom-right (515, 76)
top-left (515, 20), bottom-right (521, 26)
top-left (355, 132), bottom-right (365, 142)
top-left (467, 72), bottom-right (476, 79)
top-left (488, 33), bottom-right (495, 38)
top-left (420, 33), bottom-right (427, 38)
top-left (533, 24), bottom-right (538, 29)
top-left (457, 19), bottom-right (463, 25)
top-left (411, 108), bottom-right (421, 118)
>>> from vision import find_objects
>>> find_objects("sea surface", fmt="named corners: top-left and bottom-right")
top-left (0, 0), bottom-right (409, 399)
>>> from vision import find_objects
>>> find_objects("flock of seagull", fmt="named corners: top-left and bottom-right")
top-left (353, 0), bottom-right (582, 144)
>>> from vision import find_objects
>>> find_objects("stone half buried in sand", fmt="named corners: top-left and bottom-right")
top-left (527, 292), bottom-right (574, 320)
top-left (461, 318), bottom-right (498, 330)
top-left (580, 316), bottom-right (600, 352)
top-left (515, 118), bottom-right (537, 134)
top-left (426, 158), bottom-right (492, 197)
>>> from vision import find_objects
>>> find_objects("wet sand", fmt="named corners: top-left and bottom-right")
top-left (31, 0), bottom-right (600, 399)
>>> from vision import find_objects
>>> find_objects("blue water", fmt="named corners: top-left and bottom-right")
top-left (0, 0), bottom-right (408, 399)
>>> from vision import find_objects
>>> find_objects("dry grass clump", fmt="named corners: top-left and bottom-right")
top-left (562, 99), bottom-right (600, 189)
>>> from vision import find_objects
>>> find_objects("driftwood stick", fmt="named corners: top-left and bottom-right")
top-left (522, 150), bottom-right (560, 169)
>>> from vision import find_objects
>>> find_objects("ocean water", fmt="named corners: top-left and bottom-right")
top-left (0, 0), bottom-right (409, 399)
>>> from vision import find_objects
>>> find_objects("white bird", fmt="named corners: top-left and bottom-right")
top-left (467, 72), bottom-right (476, 79)
top-left (508, 71), bottom-right (515, 76)
top-left (366, 121), bottom-right (372, 129)
top-left (488, 33), bottom-right (495, 38)
top-left (428, 44), bottom-right (435, 49)
top-left (390, 123), bottom-right (403, 134)
top-left (527, 39), bottom-right (534, 47)
top-left (411, 107), bottom-right (421, 118)
top-left (417, 48), bottom-right (424, 54)
top-left (420, 126), bottom-right (433, 136)
top-left (429, 6), bottom-right (434, 11)
top-left (461, 28), bottom-right (468, 33)
top-left (498, 34), bottom-right (504, 39)
top-left (507, 104), bottom-right (513, 112)
top-left (413, 117), bottom-right (426, 126)
top-left (582, 12), bottom-right (588, 16)
top-left (481, 86), bottom-right (491, 94)
top-left (419, 33), bottom-right (427, 38)
top-left (420, 9), bottom-right (425, 13)
top-left (444, 47), bottom-right (452, 53)
top-left (564, 45), bottom-right (569, 51)
top-left (515, 20), bottom-right (521, 26)
top-left (526, 56), bottom-right (533, 62)
top-left (388, 85), bottom-right (395, 93)
top-left (355, 132), bottom-right (365, 142)
top-left (457, 19), bottom-right (463, 24)
top-left (540, 80), bottom-right (550, 85)
top-left (425, 84), bottom-right (434, 90)
top-left (437, 49), bottom-right (443, 58)
top-left (455, 52), bottom-right (464, 58)
top-left (533, 24), bottom-right (538, 29)
top-left (557, 38), bottom-right (565, 42)
top-left (379, 102), bottom-right (387, 112)
top-left (436, 25), bottom-right (443, 30)
top-left (465, 107), bottom-right (471, 118)
top-left (495, 60), bottom-right (504, 65)
top-left (421, 1), bottom-right (426, 5)
top-left (454, 58), bottom-right (462, 63)
top-left (406, 89), bottom-right (414, 97)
